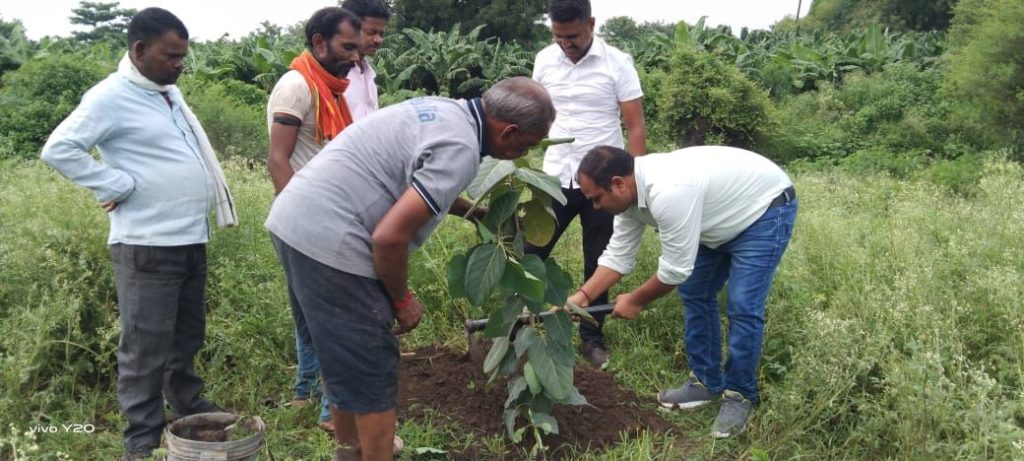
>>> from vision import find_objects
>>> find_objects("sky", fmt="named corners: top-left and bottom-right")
top-left (3, 0), bottom-right (811, 41)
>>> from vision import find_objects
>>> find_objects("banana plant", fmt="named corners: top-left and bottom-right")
top-left (446, 137), bottom-right (593, 455)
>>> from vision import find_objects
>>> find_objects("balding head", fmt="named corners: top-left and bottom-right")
top-left (482, 77), bottom-right (556, 137)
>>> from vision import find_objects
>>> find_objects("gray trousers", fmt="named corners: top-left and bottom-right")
top-left (111, 243), bottom-right (214, 452)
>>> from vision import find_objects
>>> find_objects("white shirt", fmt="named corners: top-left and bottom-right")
top-left (266, 70), bottom-right (322, 171)
top-left (533, 37), bottom-right (643, 188)
top-left (598, 146), bottom-right (793, 285)
top-left (344, 57), bottom-right (379, 121)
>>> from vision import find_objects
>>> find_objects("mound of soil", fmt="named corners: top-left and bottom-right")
top-left (398, 346), bottom-right (676, 459)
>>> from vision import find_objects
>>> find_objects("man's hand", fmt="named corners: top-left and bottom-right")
top-left (610, 291), bottom-right (645, 320)
top-left (566, 290), bottom-right (589, 308)
top-left (100, 201), bottom-right (118, 213)
top-left (394, 295), bottom-right (424, 335)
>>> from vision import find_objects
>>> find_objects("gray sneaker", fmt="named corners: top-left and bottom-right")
top-left (657, 374), bottom-right (719, 409)
top-left (711, 390), bottom-right (753, 438)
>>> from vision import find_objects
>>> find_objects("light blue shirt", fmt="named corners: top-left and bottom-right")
top-left (41, 73), bottom-right (214, 246)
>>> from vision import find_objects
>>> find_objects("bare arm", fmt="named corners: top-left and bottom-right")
top-left (448, 197), bottom-right (486, 221)
top-left (372, 187), bottom-right (437, 332)
top-left (267, 113), bottom-right (301, 194)
top-left (619, 98), bottom-right (647, 156)
top-left (567, 266), bottom-right (623, 308)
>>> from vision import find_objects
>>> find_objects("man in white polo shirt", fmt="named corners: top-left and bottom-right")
top-left (530, 0), bottom-right (647, 367)
top-left (568, 145), bottom-right (797, 439)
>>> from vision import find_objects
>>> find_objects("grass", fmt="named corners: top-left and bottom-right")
top-left (1, 156), bottom-right (1023, 460)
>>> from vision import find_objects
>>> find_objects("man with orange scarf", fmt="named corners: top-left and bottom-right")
top-left (267, 7), bottom-right (361, 194)
top-left (265, 4), bottom-right (362, 438)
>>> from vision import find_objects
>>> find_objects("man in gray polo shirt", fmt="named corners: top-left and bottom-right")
top-left (265, 77), bottom-right (554, 461)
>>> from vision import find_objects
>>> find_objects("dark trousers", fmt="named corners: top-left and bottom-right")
top-left (525, 187), bottom-right (614, 343)
top-left (111, 243), bottom-right (214, 452)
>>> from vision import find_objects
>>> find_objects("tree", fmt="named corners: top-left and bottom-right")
top-left (0, 17), bottom-right (33, 77)
top-left (70, 1), bottom-right (137, 45)
top-left (599, 16), bottom-right (639, 45)
top-left (447, 139), bottom-right (589, 455)
top-left (944, 0), bottom-right (1024, 152)
top-left (389, 0), bottom-right (548, 46)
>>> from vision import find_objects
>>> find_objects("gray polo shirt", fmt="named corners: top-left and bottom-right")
top-left (265, 97), bottom-right (486, 278)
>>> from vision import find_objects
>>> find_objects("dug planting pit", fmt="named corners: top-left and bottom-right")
top-left (398, 346), bottom-right (677, 459)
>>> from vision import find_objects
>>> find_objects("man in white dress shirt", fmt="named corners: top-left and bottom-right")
top-left (529, 0), bottom-right (647, 366)
top-left (341, 0), bottom-right (390, 119)
top-left (568, 145), bottom-right (797, 438)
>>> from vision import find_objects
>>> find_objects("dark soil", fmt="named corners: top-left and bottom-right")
top-left (398, 346), bottom-right (677, 459)
top-left (170, 416), bottom-right (258, 442)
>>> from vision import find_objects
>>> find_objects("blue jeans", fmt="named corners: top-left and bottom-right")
top-left (294, 327), bottom-right (331, 422)
top-left (677, 199), bottom-right (797, 403)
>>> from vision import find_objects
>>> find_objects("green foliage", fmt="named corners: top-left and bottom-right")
top-left (0, 54), bottom-right (110, 159)
top-left (446, 141), bottom-right (584, 454)
top-left (186, 22), bottom-right (303, 92)
top-left (391, 0), bottom-right (548, 46)
top-left (69, 1), bottom-right (136, 46)
top-left (758, 64), bottom-right (982, 164)
top-left (802, 0), bottom-right (955, 32)
top-left (649, 46), bottom-right (771, 148)
top-left (177, 77), bottom-right (268, 162)
top-left (0, 17), bottom-right (33, 78)
top-left (943, 0), bottom-right (1024, 153)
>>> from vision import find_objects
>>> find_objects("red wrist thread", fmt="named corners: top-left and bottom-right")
top-left (577, 287), bottom-right (593, 305)
top-left (393, 290), bottom-right (414, 310)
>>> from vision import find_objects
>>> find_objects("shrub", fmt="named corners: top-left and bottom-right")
top-left (943, 0), bottom-right (1024, 154)
top-left (759, 64), bottom-right (985, 164)
top-left (651, 46), bottom-right (773, 148)
top-left (178, 77), bottom-right (268, 163)
top-left (0, 54), bottom-right (109, 159)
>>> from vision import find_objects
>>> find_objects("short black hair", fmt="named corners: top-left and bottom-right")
top-left (341, 0), bottom-right (392, 20)
top-left (305, 7), bottom-right (363, 51)
top-left (577, 146), bottom-right (634, 189)
top-left (127, 8), bottom-right (188, 46)
top-left (548, 0), bottom-right (591, 23)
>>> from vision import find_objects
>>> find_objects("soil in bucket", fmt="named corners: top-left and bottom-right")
top-left (165, 413), bottom-right (265, 461)
top-left (398, 345), bottom-right (679, 460)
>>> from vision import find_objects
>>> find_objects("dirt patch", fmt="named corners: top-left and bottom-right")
top-left (398, 346), bottom-right (677, 459)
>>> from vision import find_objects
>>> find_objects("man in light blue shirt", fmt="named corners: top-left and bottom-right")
top-left (40, 8), bottom-right (227, 460)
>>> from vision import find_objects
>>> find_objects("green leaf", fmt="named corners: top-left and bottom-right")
top-left (543, 259), bottom-right (573, 307)
top-left (528, 336), bottom-right (572, 400)
top-left (535, 137), bottom-right (575, 150)
top-left (414, 447), bottom-right (447, 455)
top-left (465, 243), bottom-right (506, 305)
top-left (484, 294), bottom-right (524, 338)
top-left (476, 221), bottom-right (496, 243)
top-left (446, 252), bottom-right (467, 300)
top-left (524, 362), bottom-right (542, 395)
top-left (468, 157), bottom-right (515, 199)
top-left (509, 260), bottom-right (545, 303)
top-left (483, 336), bottom-right (509, 375)
top-left (506, 377), bottom-right (529, 408)
top-left (543, 312), bottom-right (575, 368)
top-left (562, 386), bottom-right (590, 407)
top-left (521, 199), bottom-right (557, 247)
top-left (499, 342), bottom-right (520, 375)
top-left (515, 168), bottom-right (566, 205)
top-left (531, 411), bottom-right (559, 435)
top-left (749, 448), bottom-right (771, 461)
top-left (482, 189), bottom-right (521, 233)
top-left (514, 325), bottom-right (537, 358)
top-left (504, 408), bottom-right (522, 442)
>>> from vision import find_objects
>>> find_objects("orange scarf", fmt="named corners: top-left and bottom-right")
top-left (289, 50), bottom-right (353, 143)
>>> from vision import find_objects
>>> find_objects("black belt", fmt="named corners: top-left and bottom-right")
top-left (767, 186), bottom-right (796, 209)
